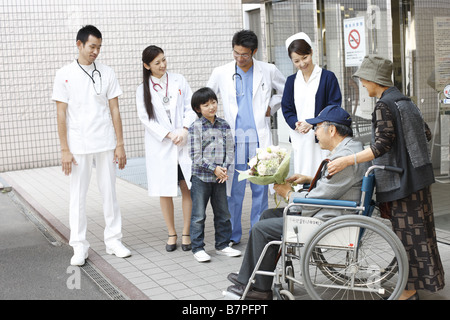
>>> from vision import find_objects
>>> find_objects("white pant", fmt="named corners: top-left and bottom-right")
top-left (69, 150), bottom-right (123, 252)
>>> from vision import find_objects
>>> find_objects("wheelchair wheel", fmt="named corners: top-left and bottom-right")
top-left (311, 227), bottom-right (399, 286)
top-left (301, 215), bottom-right (408, 300)
top-left (285, 262), bottom-right (295, 293)
top-left (278, 289), bottom-right (295, 300)
top-left (311, 249), bottom-right (399, 287)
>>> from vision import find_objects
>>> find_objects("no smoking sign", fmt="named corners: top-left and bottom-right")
top-left (348, 29), bottom-right (361, 49)
top-left (344, 16), bottom-right (366, 67)
top-left (444, 84), bottom-right (450, 99)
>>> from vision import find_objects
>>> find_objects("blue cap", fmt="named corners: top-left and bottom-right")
top-left (306, 105), bottom-right (352, 127)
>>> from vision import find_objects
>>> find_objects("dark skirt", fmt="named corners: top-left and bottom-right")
top-left (389, 186), bottom-right (445, 292)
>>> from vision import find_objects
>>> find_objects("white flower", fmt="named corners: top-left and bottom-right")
top-left (258, 151), bottom-right (270, 160)
top-left (257, 163), bottom-right (268, 175)
top-left (248, 145), bottom-right (288, 176)
top-left (248, 157), bottom-right (258, 168)
top-left (270, 145), bottom-right (280, 153)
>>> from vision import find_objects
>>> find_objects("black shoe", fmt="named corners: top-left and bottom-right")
top-left (166, 235), bottom-right (177, 252)
top-left (181, 234), bottom-right (192, 251)
top-left (382, 291), bottom-right (420, 300)
top-left (227, 284), bottom-right (273, 300)
top-left (229, 240), bottom-right (240, 247)
top-left (227, 273), bottom-right (245, 286)
top-left (406, 292), bottom-right (419, 300)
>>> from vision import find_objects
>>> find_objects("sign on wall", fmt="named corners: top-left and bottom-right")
top-left (344, 16), bottom-right (366, 67)
top-left (432, 17), bottom-right (450, 92)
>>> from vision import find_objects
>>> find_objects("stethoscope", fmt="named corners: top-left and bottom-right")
top-left (232, 63), bottom-right (243, 81)
top-left (232, 63), bottom-right (244, 97)
top-left (77, 59), bottom-right (102, 95)
top-left (151, 72), bottom-right (170, 104)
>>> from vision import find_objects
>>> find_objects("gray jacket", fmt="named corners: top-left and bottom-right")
top-left (374, 87), bottom-right (434, 202)
top-left (289, 137), bottom-right (369, 221)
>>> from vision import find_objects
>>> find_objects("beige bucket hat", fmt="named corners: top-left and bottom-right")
top-left (353, 55), bottom-right (393, 87)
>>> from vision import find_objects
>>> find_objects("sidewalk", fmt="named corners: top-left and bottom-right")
top-left (1, 164), bottom-right (450, 300)
top-left (1, 166), bottom-right (250, 300)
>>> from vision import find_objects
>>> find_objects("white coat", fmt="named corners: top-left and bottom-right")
top-left (207, 59), bottom-right (286, 195)
top-left (136, 72), bottom-right (197, 197)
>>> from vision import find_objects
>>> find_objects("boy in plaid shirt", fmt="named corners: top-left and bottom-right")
top-left (188, 87), bottom-right (241, 262)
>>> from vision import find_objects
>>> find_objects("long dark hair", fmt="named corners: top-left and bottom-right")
top-left (142, 45), bottom-right (164, 120)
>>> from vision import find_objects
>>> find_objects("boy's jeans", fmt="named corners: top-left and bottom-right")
top-left (190, 175), bottom-right (232, 253)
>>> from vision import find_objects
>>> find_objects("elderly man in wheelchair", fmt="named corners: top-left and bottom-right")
top-left (226, 105), bottom-right (409, 300)
top-left (226, 104), bottom-right (369, 299)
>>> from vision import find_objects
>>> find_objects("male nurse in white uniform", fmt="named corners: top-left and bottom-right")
top-left (52, 25), bottom-right (131, 266)
top-left (207, 30), bottom-right (286, 245)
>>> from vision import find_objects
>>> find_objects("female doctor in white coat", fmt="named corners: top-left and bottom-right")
top-left (136, 45), bottom-right (198, 252)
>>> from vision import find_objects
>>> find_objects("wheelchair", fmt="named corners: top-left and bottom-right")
top-left (224, 165), bottom-right (409, 300)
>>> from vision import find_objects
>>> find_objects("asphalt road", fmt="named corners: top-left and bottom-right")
top-left (0, 190), bottom-right (112, 300)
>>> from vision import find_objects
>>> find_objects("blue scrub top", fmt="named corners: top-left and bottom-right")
top-left (235, 65), bottom-right (258, 144)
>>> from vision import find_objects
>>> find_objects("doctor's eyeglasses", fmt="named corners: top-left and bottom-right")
top-left (232, 50), bottom-right (253, 60)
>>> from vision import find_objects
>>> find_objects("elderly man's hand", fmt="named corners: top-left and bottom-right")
top-left (273, 182), bottom-right (292, 199)
top-left (286, 174), bottom-right (311, 185)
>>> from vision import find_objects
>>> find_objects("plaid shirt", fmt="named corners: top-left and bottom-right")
top-left (189, 116), bottom-right (234, 183)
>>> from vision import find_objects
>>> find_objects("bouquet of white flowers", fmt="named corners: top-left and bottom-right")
top-left (237, 145), bottom-right (290, 185)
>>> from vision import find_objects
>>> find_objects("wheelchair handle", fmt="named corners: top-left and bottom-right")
top-left (366, 165), bottom-right (403, 176)
top-left (384, 165), bottom-right (404, 174)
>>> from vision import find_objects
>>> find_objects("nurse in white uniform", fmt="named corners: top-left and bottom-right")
top-left (282, 32), bottom-right (342, 177)
top-left (136, 45), bottom-right (198, 252)
top-left (52, 25), bottom-right (131, 266)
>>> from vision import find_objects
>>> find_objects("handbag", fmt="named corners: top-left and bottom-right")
top-left (378, 201), bottom-right (392, 219)
top-left (307, 159), bottom-right (331, 192)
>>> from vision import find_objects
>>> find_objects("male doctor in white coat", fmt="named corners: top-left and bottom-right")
top-left (207, 30), bottom-right (286, 245)
top-left (53, 25), bottom-right (131, 266)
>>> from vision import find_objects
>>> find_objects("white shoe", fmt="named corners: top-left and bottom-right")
top-left (194, 250), bottom-right (211, 262)
top-left (106, 242), bottom-right (131, 258)
top-left (216, 246), bottom-right (241, 257)
top-left (70, 249), bottom-right (88, 266)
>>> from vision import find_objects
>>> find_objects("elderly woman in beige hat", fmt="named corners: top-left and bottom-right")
top-left (327, 55), bottom-right (445, 300)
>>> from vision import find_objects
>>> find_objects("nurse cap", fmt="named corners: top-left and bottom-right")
top-left (285, 32), bottom-right (312, 50)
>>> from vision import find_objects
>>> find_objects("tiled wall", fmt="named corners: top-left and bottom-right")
top-left (0, 0), bottom-right (243, 172)
top-left (3, 0), bottom-right (449, 173)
